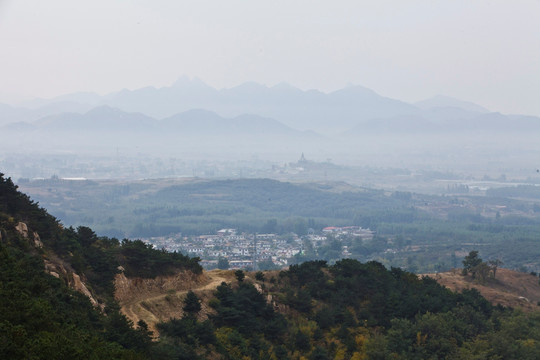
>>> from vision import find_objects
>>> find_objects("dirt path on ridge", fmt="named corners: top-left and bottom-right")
top-left (120, 271), bottom-right (228, 336)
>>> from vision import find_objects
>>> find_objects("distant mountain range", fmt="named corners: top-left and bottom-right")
top-left (2, 77), bottom-right (540, 136)
top-left (4, 106), bottom-right (314, 139)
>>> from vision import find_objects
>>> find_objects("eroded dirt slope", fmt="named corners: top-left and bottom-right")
top-left (115, 269), bottom-right (234, 335)
top-left (426, 268), bottom-right (540, 311)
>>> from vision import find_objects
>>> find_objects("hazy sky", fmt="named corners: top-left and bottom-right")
top-left (1, 0), bottom-right (539, 115)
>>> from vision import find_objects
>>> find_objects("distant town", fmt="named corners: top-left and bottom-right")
top-left (143, 226), bottom-right (374, 270)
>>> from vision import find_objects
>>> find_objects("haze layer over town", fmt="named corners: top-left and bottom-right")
top-left (1, 1), bottom-right (540, 181)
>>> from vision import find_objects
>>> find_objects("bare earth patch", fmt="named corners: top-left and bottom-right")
top-left (115, 269), bottom-right (236, 336)
top-left (424, 268), bottom-right (540, 311)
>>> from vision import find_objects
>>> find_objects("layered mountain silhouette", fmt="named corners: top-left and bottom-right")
top-left (3, 105), bottom-right (314, 139)
top-left (2, 77), bottom-right (540, 136)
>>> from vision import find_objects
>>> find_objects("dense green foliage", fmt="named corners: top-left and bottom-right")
top-left (0, 242), bottom-right (152, 359)
top-left (154, 259), bottom-right (540, 359)
top-left (157, 316), bottom-right (217, 360)
top-left (119, 239), bottom-right (202, 278)
top-left (0, 173), bottom-right (200, 358)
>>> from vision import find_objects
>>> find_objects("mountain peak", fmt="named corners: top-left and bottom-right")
top-left (329, 84), bottom-right (379, 97)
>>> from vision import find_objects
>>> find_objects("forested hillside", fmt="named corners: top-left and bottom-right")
top-left (0, 173), bottom-right (198, 358)
top-left (2, 172), bottom-right (540, 359)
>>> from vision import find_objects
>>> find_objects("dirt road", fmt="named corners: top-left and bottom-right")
top-left (119, 271), bottom-right (228, 336)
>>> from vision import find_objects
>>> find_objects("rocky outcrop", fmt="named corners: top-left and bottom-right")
top-left (33, 232), bottom-right (43, 248)
top-left (44, 259), bottom-right (68, 279)
top-left (71, 273), bottom-right (99, 307)
top-left (5, 194), bottom-right (101, 311)
top-left (13, 222), bottom-right (42, 248)
top-left (15, 222), bottom-right (29, 238)
top-left (43, 257), bottom-right (101, 308)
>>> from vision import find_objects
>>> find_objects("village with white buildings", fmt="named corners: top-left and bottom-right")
top-left (143, 225), bottom-right (374, 270)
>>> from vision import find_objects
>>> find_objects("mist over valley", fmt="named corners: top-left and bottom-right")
top-left (2, 78), bottom-right (540, 182)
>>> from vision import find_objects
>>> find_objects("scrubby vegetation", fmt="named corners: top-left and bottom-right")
top-left (154, 259), bottom-right (540, 359)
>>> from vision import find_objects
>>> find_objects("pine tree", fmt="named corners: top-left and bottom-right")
top-left (182, 290), bottom-right (201, 316)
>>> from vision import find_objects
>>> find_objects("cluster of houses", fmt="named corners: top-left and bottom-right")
top-left (321, 226), bottom-right (374, 239)
top-left (144, 226), bottom-right (373, 270)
